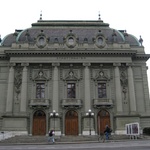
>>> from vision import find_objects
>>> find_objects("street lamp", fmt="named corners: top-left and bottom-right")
top-left (50, 110), bottom-right (59, 132)
top-left (86, 109), bottom-right (94, 135)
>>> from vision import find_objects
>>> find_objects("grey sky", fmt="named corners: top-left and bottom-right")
top-left (1, 0), bottom-right (150, 92)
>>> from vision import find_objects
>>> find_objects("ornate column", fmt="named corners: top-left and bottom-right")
top-left (6, 63), bottom-right (15, 114)
top-left (20, 63), bottom-right (29, 113)
top-left (127, 64), bottom-right (137, 113)
top-left (83, 63), bottom-right (91, 112)
top-left (113, 63), bottom-right (123, 113)
top-left (52, 63), bottom-right (60, 111)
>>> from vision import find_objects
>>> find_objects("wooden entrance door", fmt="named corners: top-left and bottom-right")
top-left (32, 110), bottom-right (46, 135)
top-left (65, 110), bottom-right (78, 135)
top-left (97, 110), bottom-right (110, 135)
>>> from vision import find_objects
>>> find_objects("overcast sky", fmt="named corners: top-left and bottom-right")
top-left (1, 0), bottom-right (150, 92)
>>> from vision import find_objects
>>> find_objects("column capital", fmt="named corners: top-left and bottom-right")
top-left (83, 63), bottom-right (91, 67)
top-left (9, 63), bottom-right (16, 67)
top-left (113, 63), bottom-right (121, 67)
top-left (21, 63), bottom-right (29, 67)
top-left (126, 63), bottom-right (134, 67)
top-left (52, 63), bottom-right (60, 67)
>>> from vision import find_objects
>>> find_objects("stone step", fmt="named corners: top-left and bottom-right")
top-left (0, 135), bottom-right (48, 144)
top-left (0, 134), bottom-right (137, 144)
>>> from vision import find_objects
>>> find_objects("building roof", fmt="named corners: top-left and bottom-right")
top-left (1, 19), bottom-right (140, 47)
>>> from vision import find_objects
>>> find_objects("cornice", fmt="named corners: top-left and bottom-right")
top-left (133, 54), bottom-right (150, 61)
top-left (0, 54), bottom-right (9, 60)
top-left (3, 50), bottom-right (150, 61)
top-left (4, 50), bottom-right (137, 57)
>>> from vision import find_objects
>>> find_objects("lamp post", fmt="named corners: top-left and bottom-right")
top-left (50, 110), bottom-right (59, 132)
top-left (86, 109), bottom-right (94, 135)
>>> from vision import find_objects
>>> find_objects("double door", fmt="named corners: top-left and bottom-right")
top-left (65, 110), bottom-right (78, 135)
top-left (32, 110), bottom-right (46, 135)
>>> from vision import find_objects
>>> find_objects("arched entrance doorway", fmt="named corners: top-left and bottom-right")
top-left (32, 110), bottom-right (46, 135)
top-left (65, 110), bottom-right (78, 135)
top-left (97, 110), bottom-right (110, 135)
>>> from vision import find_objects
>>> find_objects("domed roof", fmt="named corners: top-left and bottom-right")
top-left (1, 33), bottom-right (16, 46)
top-left (1, 19), bottom-right (140, 47)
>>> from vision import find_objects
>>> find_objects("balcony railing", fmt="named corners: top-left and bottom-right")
top-left (29, 99), bottom-right (50, 108)
top-left (61, 99), bottom-right (82, 108)
top-left (93, 99), bottom-right (113, 108)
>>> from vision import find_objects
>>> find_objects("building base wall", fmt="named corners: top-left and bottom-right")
top-left (1, 117), bottom-right (28, 132)
top-left (115, 115), bottom-right (140, 133)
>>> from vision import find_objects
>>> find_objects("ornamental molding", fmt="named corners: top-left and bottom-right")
top-left (93, 67), bottom-right (110, 81)
top-left (63, 30), bottom-right (78, 48)
top-left (93, 30), bottom-right (107, 48)
top-left (31, 65), bottom-right (51, 82)
top-left (94, 70), bottom-right (110, 81)
top-left (63, 69), bottom-right (80, 82)
top-left (32, 70), bottom-right (50, 82)
top-left (34, 30), bottom-right (49, 48)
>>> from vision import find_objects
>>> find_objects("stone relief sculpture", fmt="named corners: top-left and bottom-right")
top-left (120, 67), bottom-right (128, 100)
top-left (14, 67), bottom-right (22, 99)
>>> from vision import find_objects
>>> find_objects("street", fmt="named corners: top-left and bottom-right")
top-left (0, 140), bottom-right (150, 150)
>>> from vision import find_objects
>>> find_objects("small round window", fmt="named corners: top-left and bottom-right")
top-left (36, 36), bottom-right (46, 48)
top-left (96, 36), bottom-right (106, 48)
top-left (39, 37), bottom-right (45, 46)
top-left (68, 37), bottom-right (74, 45)
top-left (66, 36), bottom-right (76, 48)
top-left (97, 37), bottom-right (103, 45)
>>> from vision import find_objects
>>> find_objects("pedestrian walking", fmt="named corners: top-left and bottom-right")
top-left (48, 129), bottom-right (55, 143)
top-left (104, 125), bottom-right (112, 140)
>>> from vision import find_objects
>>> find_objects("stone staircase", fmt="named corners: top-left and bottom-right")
top-left (0, 135), bottom-right (48, 144)
top-left (0, 134), bottom-right (141, 144)
top-left (0, 135), bottom-right (99, 144)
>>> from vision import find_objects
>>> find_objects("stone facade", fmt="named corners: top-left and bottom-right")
top-left (0, 18), bottom-right (150, 136)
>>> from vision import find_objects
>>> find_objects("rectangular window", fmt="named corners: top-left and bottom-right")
top-left (67, 83), bottom-right (76, 98)
top-left (36, 83), bottom-right (45, 99)
top-left (98, 83), bottom-right (106, 98)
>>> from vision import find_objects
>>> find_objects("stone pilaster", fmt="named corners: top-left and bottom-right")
top-left (52, 63), bottom-right (60, 111)
top-left (127, 64), bottom-right (137, 113)
top-left (6, 63), bottom-right (15, 114)
top-left (20, 63), bottom-right (29, 114)
top-left (113, 63), bottom-right (123, 113)
top-left (83, 63), bottom-right (91, 112)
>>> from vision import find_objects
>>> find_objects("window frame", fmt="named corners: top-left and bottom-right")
top-left (97, 82), bottom-right (107, 98)
top-left (36, 82), bottom-right (45, 99)
top-left (67, 82), bottom-right (76, 98)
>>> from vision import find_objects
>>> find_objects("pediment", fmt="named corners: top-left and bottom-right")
top-left (64, 70), bottom-right (79, 81)
top-left (94, 70), bottom-right (110, 81)
top-left (32, 70), bottom-right (49, 81)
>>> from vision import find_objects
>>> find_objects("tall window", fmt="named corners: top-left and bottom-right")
top-left (36, 83), bottom-right (45, 99)
top-left (98, 83), bottom-right (106, 98)
top-left (67, 83), bottom-right (76, 98)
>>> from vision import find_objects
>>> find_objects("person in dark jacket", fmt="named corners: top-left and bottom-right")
top-left (48, 129), bottom-right (55, 143)
top-left (104, 125), bottom-right (112, 140)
